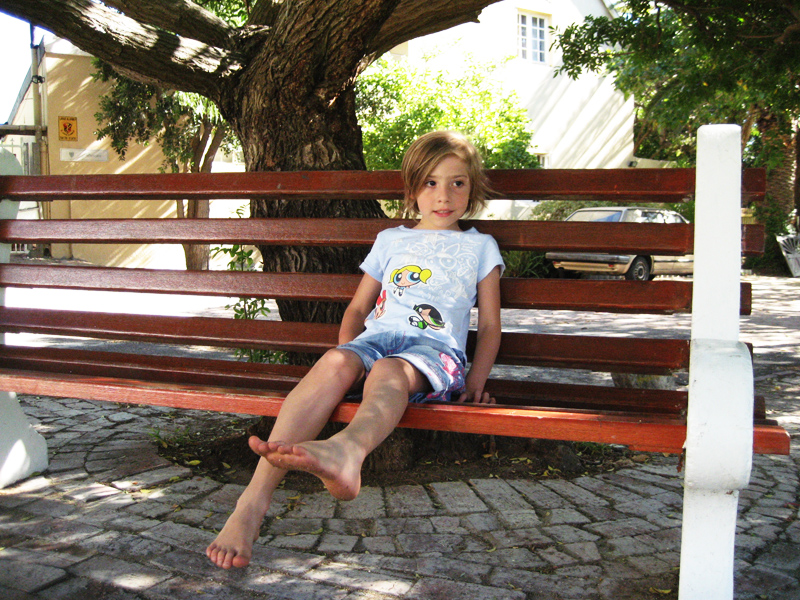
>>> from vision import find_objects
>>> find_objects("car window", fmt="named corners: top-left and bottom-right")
top-left (665, 212), bottom-right (688, 223)
top-left (566, 210), bottom-right (623, 222)
top-left (625, 210), bottom-right (666, 223)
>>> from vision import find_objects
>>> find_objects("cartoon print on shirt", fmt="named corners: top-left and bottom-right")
top-left (408, 304), bottom-right (445, 331)
top-left (374, 290), bottom-right (387, 319)
top-left (389, 265), bottom-right (432, 296)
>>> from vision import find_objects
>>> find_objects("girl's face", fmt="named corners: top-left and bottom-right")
top-left (412, 155), bottom-right (471, 231)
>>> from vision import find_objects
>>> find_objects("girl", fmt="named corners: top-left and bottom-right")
top-left (207, 130), bottom-right (504, 569)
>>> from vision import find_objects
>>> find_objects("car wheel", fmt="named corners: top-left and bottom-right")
top-left (625, 256), bottom-right (651, 281)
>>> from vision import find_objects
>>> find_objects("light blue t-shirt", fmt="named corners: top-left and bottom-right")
top-left (359, 226), bottom-right (505, 354)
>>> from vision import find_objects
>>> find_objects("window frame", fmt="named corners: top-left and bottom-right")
top-left (516, 11), bottom-right (549, 64)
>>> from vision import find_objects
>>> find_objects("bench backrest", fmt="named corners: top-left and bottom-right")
top-left (0, 168), bottom-right (765, 375)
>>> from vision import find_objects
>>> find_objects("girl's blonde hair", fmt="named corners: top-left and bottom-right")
top-left (400, 131), bottom-right (491, 219)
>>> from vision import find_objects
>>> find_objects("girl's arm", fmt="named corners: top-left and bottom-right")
top-left (339, 274), bottom-right (383, 345)
top-left (458, 265), bottom-right (502, 403)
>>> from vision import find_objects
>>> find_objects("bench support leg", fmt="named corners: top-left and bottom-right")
top-left (0, 391), bottom-right (49, 488)
top-left (680, 487), bottom-right (740, 599)
top-left (680, 124), bottom-right (752, 600)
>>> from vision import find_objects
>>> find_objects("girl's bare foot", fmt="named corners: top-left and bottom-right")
top-left (259, 439), bottom-right (363, 501)
top-left (206, 501), bottom-right (265, 569)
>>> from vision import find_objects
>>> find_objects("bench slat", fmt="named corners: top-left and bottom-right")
top-left (0, 308), bottom-right (689, 372)
top-left (0, 345), bottom-right (689, 414)
top-left (0, 219), bottom-right (766, 255)
top-left (0, 265), bottom-right (751, 315)
top-left (0, 168), bottom-right (767, 202)
top-left (0, 367), bottom-right (787, 454)
top-left (7, 344), bottom-right (771, 419)
top-left (0, 218), bottom-right (694, 255)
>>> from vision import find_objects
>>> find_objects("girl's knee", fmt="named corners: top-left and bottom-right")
top-left (368, 358), bottom-right (426, 391)
top-left (318, 348), bottom-right (364, 377)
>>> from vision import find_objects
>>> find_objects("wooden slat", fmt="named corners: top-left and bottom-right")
top-left (0, 308), bottom-right (340, 354)
top-left (0, 308), bottom-right (688, 372)
top-left (0, 219), bottom-right (694, 255)
top-left (0, 367), bottom-right (787, 454)
top-left (0, 264), bottom-right (751, 314)
top-left (500, 279), bottom-right (694, 313)
top-left (0, 345), bottom-right (685, 414)
top-left (483, 378), bottom-right (687, 414)
top-left (0, 346), bottom-right (309, 390)
top-left (0, 218), bottom-right (767, 255)
top-left (0, 367), bottom-right (687, 452)
top-left (474, 331), bottom-right (690, 374)
top-left (0, 168), bottom-right (766, 202)
top-left (0, 264), bottom-right (359, 302)
top-left (741, 223), bottom-right (766, 256)
top-left (1, 344), bottom-right (768, 419)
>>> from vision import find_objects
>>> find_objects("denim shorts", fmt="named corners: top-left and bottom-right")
top-left (338, 332), bottom-right (467, 403)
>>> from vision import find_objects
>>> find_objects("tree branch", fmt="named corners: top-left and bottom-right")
top-left (249, 0), bottom-right (284, 26)
top-left (366, 0), bottom-right (500, 60)
top-left (0, 0), bottom-right (239, 98)
top-left (103, 0), bottom-right (236, 49)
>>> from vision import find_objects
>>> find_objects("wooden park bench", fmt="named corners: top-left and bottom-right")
top-left (0, 125), bottom-right (790, 599)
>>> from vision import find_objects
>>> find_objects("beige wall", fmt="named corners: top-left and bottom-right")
top-left (41, 43), bottom-right (187, 269)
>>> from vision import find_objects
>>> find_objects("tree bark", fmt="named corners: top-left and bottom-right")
top-left (758, 113), bottom-right (797, 217)
top-left (795, 125), bottom-right (800, 227)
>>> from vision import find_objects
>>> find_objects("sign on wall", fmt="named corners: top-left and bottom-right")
top-left (58, 116), bottom-right (78, 141)
top-left (59, 148), bottom-right (109, 162)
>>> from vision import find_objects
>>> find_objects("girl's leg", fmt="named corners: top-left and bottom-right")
top-left (264, 357), bottom-right (427, 500)
top-left (206, 348), bottom-right (365, 569)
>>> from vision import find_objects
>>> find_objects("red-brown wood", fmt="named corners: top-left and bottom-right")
top-left (0, 168), bottom-right (766, 202)
top-left (0, 219), bottom-right (764, 255)
top-left (0, 308), bottom-right (340, 355)
top-left (0, 345), bottom-right (686, 413)
top-left (0, 166), bottom-right (782, 456)
top-left (0, 345), bottom-right (309, 390)
top-left (0, 308), bottom-right (687, 371)
top-left (0, 368), bottom-right (787, 454)
top-left (0, 218), bottom-right (694, 254)
top-left (0, 265), bottom-right (752, 314)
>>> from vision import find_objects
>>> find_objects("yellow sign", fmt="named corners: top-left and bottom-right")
top-left (58, 116), bottom-right (78, 141)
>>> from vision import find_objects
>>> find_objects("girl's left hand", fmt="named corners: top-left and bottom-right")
top-left (456, 389), bottom-right (496, 404)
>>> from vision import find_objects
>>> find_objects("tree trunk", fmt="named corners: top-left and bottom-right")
top-left (180, 199), bottom-right (211, 271)
top-left (220, 61), bottom-right (385, 327)
top-left (758, 112), bottom-right (796, 216)
top-left (795, 124), bottom-right (800, 229)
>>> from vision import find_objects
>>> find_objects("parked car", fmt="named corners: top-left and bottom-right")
top-left (545, 207), bottom-right (693, 281)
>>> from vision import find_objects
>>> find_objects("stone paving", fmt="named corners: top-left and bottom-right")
top-left (0, 275), bottom-right (798, 599)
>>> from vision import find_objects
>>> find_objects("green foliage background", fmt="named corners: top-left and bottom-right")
top-left (356, 57), bottom-right (539, 171)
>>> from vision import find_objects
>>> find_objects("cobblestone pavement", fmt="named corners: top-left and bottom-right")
top-left (1, 276), bottom-right (798, 600)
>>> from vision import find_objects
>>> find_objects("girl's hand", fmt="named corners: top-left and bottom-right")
top-left (456, 389), bottom-right (496, 404)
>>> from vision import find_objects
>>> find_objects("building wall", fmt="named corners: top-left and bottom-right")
top-left (43, 41), bottom-right (187, 269)
top-left (3, 39), bottom-right (205, 269)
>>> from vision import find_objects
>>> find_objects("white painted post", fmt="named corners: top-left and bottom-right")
top-left (679, 125), bottom-right (753, 599)
top-left (0, 149), bottom-right (48, 488)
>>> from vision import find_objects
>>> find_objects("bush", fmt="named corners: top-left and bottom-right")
top-left (356, 56), bottom-right (539, 171)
